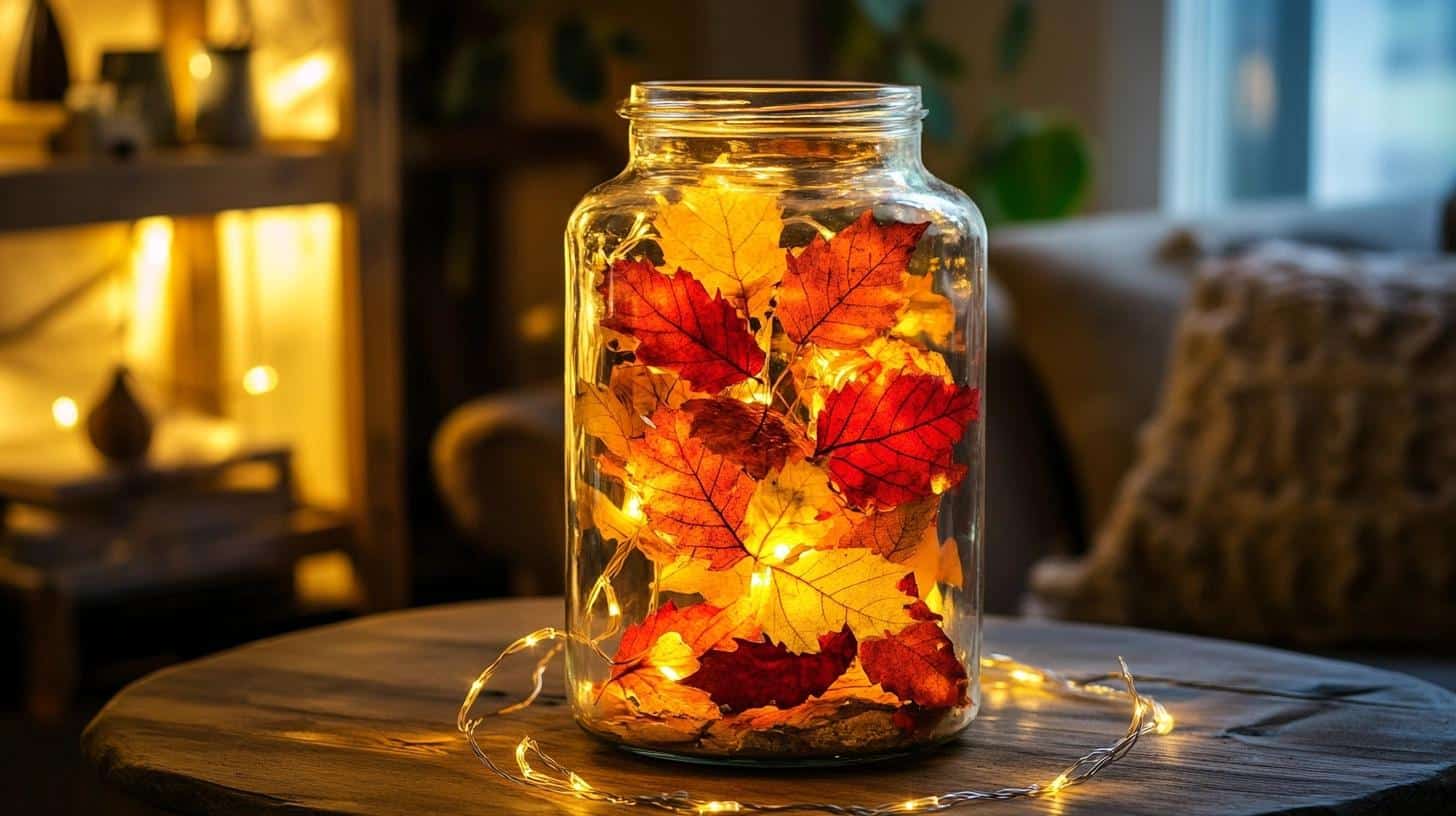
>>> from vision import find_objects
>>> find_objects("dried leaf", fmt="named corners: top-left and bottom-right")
top-left (814, 369), bottom-right (980, 508)
top-left (682, 397), bottom-right (804, 479)
top-left (599, 259), bottom-right (766, 392)
top-left (576, 481), bottom-right (644, 545)
top-left (659, 556), bottom-right (753, 606)
top-left (628, 408), bottom-right (755, 569)
top-left (611, 600), bottom-right (757, 679)
top-left (789, 338), bottom-right (952, 419)
top-left (860, 621), bottom-right (969, 709)
top-left (683, 628), bottom-right (857, 711)
top-left (835, 495), bottom-right (940, 561)
top-left (576, 382), bottom-right (635, 460)
top-left (742, 459), bottom-right (843, 558)
top-left (757, 549), bottom-right (915, 653)
top-left (893, 272), bottom-right (957, 345)
top-left (777, 211), bottom-right (929, 349)
top-left (609, 364), bottom-right (693, 428)
top-left (655, 184), bottom-right (786, 317)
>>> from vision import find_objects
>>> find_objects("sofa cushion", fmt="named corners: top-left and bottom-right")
top-left (990, 194), bottom-right (1449, 542)
top-left (1031, 243), bottom-right (1456, 646)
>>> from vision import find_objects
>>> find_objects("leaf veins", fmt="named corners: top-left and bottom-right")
top-left (777, 210), bottom-right (929, 349)
top-left (599, 259), bottom-right (767, 393)
top-left (814, 369), bottom-right (980, 509)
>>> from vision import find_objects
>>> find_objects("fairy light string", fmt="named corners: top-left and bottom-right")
top-left (458, 623), bottom-right (1174, 814)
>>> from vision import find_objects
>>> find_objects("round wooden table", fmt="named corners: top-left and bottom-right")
top-left (83, 598), bottom-right (1456, 815)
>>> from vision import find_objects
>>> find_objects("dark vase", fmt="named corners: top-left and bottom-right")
top-left (86, 366), bottom-right (154, 465)
top-left (11, 0), bottom-right (70, 102)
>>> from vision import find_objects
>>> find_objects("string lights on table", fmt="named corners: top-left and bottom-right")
top-left (457, 616), bottom-right (1174, 815)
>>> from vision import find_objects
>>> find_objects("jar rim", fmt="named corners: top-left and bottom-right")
top-left (620, 81), bottom-right (925, 134)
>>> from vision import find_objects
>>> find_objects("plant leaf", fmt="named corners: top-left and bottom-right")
top-left (655, 184), bottom-right (785, 317)
top-left (628, 408), bottom-right (755, 569)
top-left (600, 259), bottom-right (767, 392)
top-left (610, 364), bottom-right (693, 424)
top-left (814, 369), bottom-right (979, 508)
top-left (659, 556), bottom-right (753, 606)
top-left (611, 600), bottom-right (758, 681)
top-left (777, 210), bottom-right (929, 349)
top-left (576, 382), bottom-right (635, 459)
top-left (742, 459), bottom-right (843, 558)
top-left (576, 481), bottom-right (643, 545)
top-left (683, 628), bottom-right (857, 711)
top-left (860, 620), bottom-right (968, 708)
top-left (683, 397), bottom-right (805, 480)
top-left (835, 495), bottom-right (939, 560)
top-left (758, 549), bottom-right (915, 653)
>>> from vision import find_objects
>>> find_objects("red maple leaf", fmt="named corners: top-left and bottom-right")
top-left (682, 397), bottom-right (806, 479)
top-left (814, 370), bottom-right (979, 508)
top-left (860, 621), bottom-right (968, 709)
top-left (777, 211), bottom-right (929, 349)
top-left (610, 600), bottom-right (758, 679)
top-left (599, 259), bottom-right (766, 393)
top-left (628, 408), bottom-right (754, 569)
top-left (683, 628), bottom-right (857, 711)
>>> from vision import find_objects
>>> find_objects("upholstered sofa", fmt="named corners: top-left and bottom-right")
top-left (433, 192), bottom-right (1456, 649)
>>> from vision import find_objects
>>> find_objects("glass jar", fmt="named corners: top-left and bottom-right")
top-left (565, 81), bottom-right (986, 765)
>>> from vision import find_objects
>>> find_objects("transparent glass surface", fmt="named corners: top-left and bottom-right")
top-left (565, 82), bottom-right (987, 764)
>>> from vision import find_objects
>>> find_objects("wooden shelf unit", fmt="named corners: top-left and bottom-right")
top-left (0, 148), bottom-right (351, 233)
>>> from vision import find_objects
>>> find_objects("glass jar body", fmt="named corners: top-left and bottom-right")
top-left (564, 88), bottom-right (986, 764)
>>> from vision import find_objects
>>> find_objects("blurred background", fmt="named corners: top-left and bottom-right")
top-left (1, 0), bottom-right (1454, 811)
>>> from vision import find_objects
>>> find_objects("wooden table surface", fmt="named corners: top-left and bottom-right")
top-left (83, 598), bottom-right (1456, 815)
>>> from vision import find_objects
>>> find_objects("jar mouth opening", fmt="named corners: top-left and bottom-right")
top-left (621, 81), bottom-right (925, 134)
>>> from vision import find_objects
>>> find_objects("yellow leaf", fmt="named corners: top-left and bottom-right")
top-left (742, 460), bottom-right (842, 559)
top-left (576, 482), bottom-right (644, 545)
top-left (893, 272), bottom-right (956, 345)
top-left (939, 536), bottom-right (964, 589)
top-left (654, 183), bottom-right (785, 317)
top-left (659, 556), bottom-right (752, 606)
top-left (757, 549), bottom-right (914, 653)
top-left (576, 383), bottom-right (634, 459)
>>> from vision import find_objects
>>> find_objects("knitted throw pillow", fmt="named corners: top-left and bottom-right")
top-left (1031, 243), bottom-right (1456, 646)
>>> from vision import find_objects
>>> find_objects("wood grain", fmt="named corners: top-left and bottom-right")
top-left (83, 598), bottom-right (1456, 815)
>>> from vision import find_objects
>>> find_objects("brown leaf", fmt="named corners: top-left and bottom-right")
top-left (599, 259), bottom-right (766, 392)
top-left (860, 621), bottom-right (969, 709)
top-left (777, 211), bottom-right (929, 349)
top-left (627, 408), bottom-right (754, 569)
top-left (682, 397), bottom-right (804, 479)
top-left (834, 496), bottom-right (940, 561)
top-left (609, 364), bottom-right (694, 428)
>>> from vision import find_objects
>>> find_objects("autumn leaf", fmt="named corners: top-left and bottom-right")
top-left (788, 338), bottom-right (952, 419)
top-left (576, 481), bottom-right (644, 546)
top-left (742, 459), bottom-right (842, 559)
top-left (814, 369), bottom-right (980, 508)
top-left (682, 397), bottom-right (805, 479)
top-left (610, 364), bottom-right (693, 427)
top-left (610, 600), bottom-right (758, 681)
top-left (655, 184), bottom-right (786, 317)
top-left (683, 628), bottom-right (857, 711)
top-left (893, 271), bottom-right (957, 345)
top-left (659, 556), bottom-right (753, 606)
top-left (860, 621), bottom-right (968, 709)
top-left (599, 259), bottom-right (766, 392)
top-left (756, 549), bottom-right (916, 653)
top-left (834, 495), bottom-right (940, 561)
top-left (777, 211), bottom-right (929, 349)
top-left (628, 408), bottom-right (755, 569)
top-left (576, 382), bottom-right (635, 460)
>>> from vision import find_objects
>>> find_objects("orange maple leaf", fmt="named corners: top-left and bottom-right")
top-left (628, 408), bottom-right (755, 569)
top-left (776, 211), bottom-right (929, 349)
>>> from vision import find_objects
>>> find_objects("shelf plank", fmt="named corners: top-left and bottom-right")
top-left (0, 148), bottom-right (352, 233)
